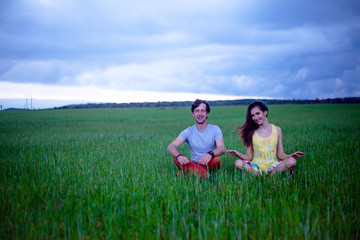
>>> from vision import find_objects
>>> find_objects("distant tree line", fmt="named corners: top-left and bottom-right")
top-left (56, 97), bottom-right (360, 109)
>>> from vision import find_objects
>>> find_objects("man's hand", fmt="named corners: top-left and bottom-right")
top-left (177, 155), bottom-right (191, 165)
top-left (199, 153), bottom-right (212, 165)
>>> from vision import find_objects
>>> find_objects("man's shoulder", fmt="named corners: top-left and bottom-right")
top-left (180, 125), bottom-right (196, 135)
top-left (185, 125), bottom-right (197, 131)
top-left (207, 123), bottom-right (222, 130)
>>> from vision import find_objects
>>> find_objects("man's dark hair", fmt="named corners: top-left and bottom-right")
top-left (191, 99), bottom-right (210, 113)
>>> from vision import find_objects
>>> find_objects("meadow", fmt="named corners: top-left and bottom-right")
top-left (0, 104), bottom-right (359, 239)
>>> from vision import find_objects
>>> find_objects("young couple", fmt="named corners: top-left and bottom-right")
top-left (167, 99), bottom-right (305, 178)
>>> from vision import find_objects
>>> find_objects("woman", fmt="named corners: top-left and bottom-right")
top-left (226, 101), bottom-right (305, 176)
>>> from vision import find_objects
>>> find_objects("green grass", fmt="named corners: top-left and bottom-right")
top-left (1, 104), bottom-right (359, 239)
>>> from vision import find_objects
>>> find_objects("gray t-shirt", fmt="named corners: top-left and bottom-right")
top-left (179, 124), bottom-right (223, 163)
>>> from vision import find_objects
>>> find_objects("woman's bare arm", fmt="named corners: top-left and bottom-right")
top-left (226, 145), bottom-right (253, 161)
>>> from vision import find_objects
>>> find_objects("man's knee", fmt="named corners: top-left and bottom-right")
top-left (209, 156), bottom-right (221, 170)
top-left (212, 156), bottom-right (221, 164)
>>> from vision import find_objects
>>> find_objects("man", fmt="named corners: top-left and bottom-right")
top-left (167, 99), bottom-right (225, 178)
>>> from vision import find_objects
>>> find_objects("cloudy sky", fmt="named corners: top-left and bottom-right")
top-left (0, 0), bottom-right (359, 109)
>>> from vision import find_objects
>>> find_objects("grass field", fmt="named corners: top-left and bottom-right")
top-left (1, 104), bottom-right (359, 239)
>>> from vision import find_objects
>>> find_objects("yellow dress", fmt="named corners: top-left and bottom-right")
top-left (252, 124), bottom-right (279, 173)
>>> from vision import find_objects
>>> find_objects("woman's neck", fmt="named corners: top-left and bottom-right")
top-left (257, 120), bottom-right (270, 130)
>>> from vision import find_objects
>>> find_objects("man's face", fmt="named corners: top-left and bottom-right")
top-left (192, 103), bottom-right (209, 124)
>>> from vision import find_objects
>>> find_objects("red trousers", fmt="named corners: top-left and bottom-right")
top-left (173, 155), bottom-right (221, 177)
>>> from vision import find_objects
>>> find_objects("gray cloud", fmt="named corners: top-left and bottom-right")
top-left (0, 0), bottom-right (359, 101)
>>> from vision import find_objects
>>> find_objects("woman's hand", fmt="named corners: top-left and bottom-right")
top-left (226, 150), bottom-right (240, 158)
top-left (291, 151), bottom-right (305, 159)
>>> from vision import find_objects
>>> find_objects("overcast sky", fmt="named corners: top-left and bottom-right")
top-left (1, 0), bottom-right (359, 109)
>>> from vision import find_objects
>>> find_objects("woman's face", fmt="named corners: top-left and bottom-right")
top-left (250, 106), bottom-right (267, 125)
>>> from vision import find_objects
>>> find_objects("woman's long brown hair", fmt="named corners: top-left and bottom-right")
top-left (237, 101), bottom-right (268, 147)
